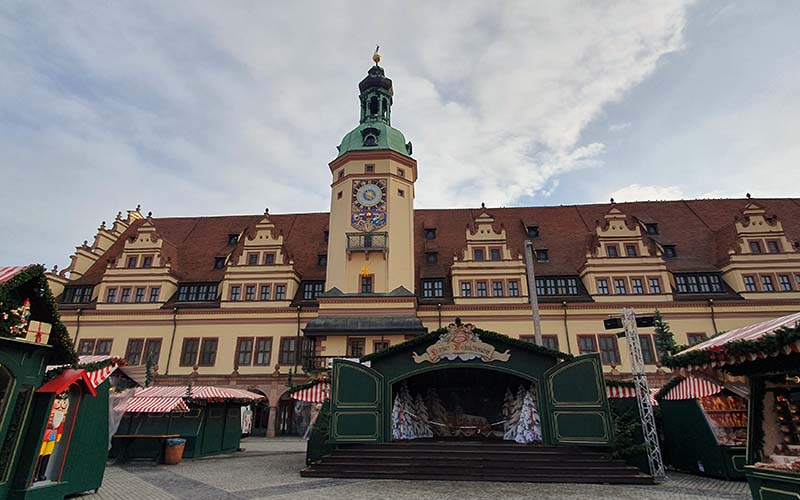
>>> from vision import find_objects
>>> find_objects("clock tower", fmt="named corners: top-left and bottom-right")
top-left (325, 51), bottom-right (417, 294)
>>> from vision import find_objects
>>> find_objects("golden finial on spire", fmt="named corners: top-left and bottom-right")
top-left (372, 45), bottom-right (381, 65)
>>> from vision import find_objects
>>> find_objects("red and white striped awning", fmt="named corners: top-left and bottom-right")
top-left (133, 386), bottom-right (265, 401)
top-left (291, 383), bottom-right (330, 403)
top-left (662, 377), bottom-right (723, 401)
top-left (125, 396), bottom-right (190, 413)
top-left (606, 385), bottom-right (659, 406)
top-left (0, 265), bottom-right (31, 285)
top-left (46, 355), bottom-right (120, 389)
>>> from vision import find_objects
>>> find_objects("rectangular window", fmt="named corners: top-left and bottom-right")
top-left (779, 275), bottom-right (793, 291)
top-left (490, 248), bottom-right (502, 261)
top-left (648, 278), bottom-right (662, 294)
top-left (180, 338), bottom-right (200, 366)
top-left (127, 255), bottom-right (138, 268)
top-left (743, 275), bottom-right (757, 292)
top-left (492, 281), bottom-right (504, 297)
top-left (135, 287), bottom-right (145, 303)
top-left (425, 228), bottom-right (437, 240)
top-left (214, 257), bottom-right (226, 269)
top-left (476, 281), bottom-right (487, 297)
top-left (365, 164), bottom-right (374, 173)
top-left (62, 285), bottom-right (94, 304)
top-left (687, 333), bottom-right (708, 346)
top-left (279, 337), bottom-right (297, 365)
top-left (142, 255), bottom-right (153, 268)
top-left (318, 255), bottom-right (327, 266)
top-left (230, 285), bottom-right (241, 301)
top-left (245, 285), bottom-right (256, 301)
top-left (422, 279), bottom-right (444, 298)
top-left (78, 339), bottom-right (96, 356)
top-left (597, 335), bottom-right (620, 365)
top-left (275, 284), bottom-right (286, 300)
top-left (536, 249), bottom-right (549, 262)
top-left (254, 337), bottom-right (272, 366)
top-left (597, 279), bottom-right (609, 295)
top-left (607, 245), bottom-right (619, 258)
top-left (120, 288), bottom-right (131, 303)
top-left (645, 223), bottom-right (658, 235)
top-left (508, 280), bottom-right (520, 297)
top-left (425, 252), bottom-right (438, 264)
top-left (144, 339), bottom-right (161, 366)
top-left (526, 226), bottom-right (539, 238)
top-left (149, 287), bottom-right (160, 302)
top-left (767, 240), bottom-right (780, 253)
top-left (749, 240), bottom-right (762, 254)
top-left (236, 337), bottom-right (254, 367)
top-left (542, 335), bottom-right (559, 351)
top-left (761, 275), bottom-right (775, 292)
top-left (248, 253), bottom-right (259, 266)
top-left (639, 335), bottom-right (656, 365)
top-left (198, 338), bottom-right (218, 366)
top-left (625, 245), bottom-right (638, 257)
top-left (578, 335), bottom-right (598, 355)
top-left (663, 245), bottom-right (677, 258)
top-left (631, 279), bottom-right (644, 294)
top-left (125, 339), bottom-right (144, 365)
top-left (361, 276), bottom-right (373, 294)
top-left (264, 253), bottom-right (275, 265)
top-left (460, 282), bottom-right (472, 297)
top-left (106, 288), bottom-right (117, 303)
top-left (347, 338), bottom-right (366, 358)
top-left (473, 248), bottom-right (485, 261)
top-left (373, 340), bottom-right (389, 352)
top-left (260, 284), bottom-right (272, 301)
top-left (303, 282), bottom-right (324, 300)
top-left (614, 279), bottom-right (627, 295)
top-left (177, 283), bottom-right (218, 302)
top-left (94, 339), bottom-right (113, 356)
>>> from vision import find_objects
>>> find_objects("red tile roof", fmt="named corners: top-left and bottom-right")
top-left (69, 198), bottom-right (800, 292)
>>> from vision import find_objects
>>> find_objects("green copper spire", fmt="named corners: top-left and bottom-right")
top-left (336, 49), bottom-right (413, 158)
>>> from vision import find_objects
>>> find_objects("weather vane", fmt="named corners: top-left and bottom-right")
top-left (373, 45), bottom-right (381, 65)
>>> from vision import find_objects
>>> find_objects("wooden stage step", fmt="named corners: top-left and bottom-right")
top-left (301, 441), bottom-right (653, 485)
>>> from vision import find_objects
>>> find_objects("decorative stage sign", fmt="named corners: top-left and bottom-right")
top-left (413, 322), bottom-right (510, 364)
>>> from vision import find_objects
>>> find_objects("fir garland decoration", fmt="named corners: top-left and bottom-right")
top-left (288, 375), bottom-right (330, 394)
top-left (0, 264), bottom-right (77, 365)
top-left (43, 356), bottom-right (126, 382)
top-left (361, 323), bottom-right (573, 362)
top-left (664, 325), bottom-right (800, 370)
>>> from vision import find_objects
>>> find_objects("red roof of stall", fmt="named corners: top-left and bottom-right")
top-left (37, 369), bottom-right (97, 397)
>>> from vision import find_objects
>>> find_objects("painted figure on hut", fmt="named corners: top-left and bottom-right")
top-left (35, 391), bottom-right (70, 482)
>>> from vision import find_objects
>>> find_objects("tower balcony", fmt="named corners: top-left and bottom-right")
top-left (346, 232), bottom-right (388, 254)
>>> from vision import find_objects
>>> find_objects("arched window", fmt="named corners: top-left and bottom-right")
top-left (369, 96), bottom-right (379, 116)
top-left (363, 135), bottom-right (377, 147)
top-left (381, 98), bottom-right (388, 119)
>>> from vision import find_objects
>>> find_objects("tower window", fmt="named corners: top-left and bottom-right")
top-left (337, 191), bottom-right (343, 200)
top-left (645, 223), bottom-right (659, 235)
top-left (397, 168), bottom-right (405, 178)
top-left (338, 170), bottom-right (344, 180)
top-left (364, 135), bottom-right (377, 147)
top-left (365, 164), bottom-right (375, 173)
top-left (398, 189), bottom-right (405, 197)
top-left (424, 228), bottom-right (436, 240)
top-left (369, 96), bottom-right (379, 116)
top-left (526, 226), bottom-right (539, 238)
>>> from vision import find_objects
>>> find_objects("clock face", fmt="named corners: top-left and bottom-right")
top-left (356, 183), bottom-right (383, 208)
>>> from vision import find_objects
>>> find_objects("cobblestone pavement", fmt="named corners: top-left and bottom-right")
top-left (76, 438), bottom-right (751, 500)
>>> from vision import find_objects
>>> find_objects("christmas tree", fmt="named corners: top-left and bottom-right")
top-left (391, 382), bottom-right (417, 440)
top-left (426, 387), bottom-right (450, 437)
top-left (504, 385), bottom-right (526, 441)
top-left (514, 389), bottom-right (541, 444)
top-left (413, 393), bottom-right (434, 438)
top-left (502, 388), bottom-right (515, 436)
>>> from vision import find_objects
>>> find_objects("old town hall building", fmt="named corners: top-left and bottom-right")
top-left (47, 56), bottom-right (800, 435)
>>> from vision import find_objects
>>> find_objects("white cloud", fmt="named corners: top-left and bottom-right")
top-left (608, 184), bottom-right (685, 202)
top-left (0, 1), bottom-right (695, 266)
top-left (609, 122), bottom-right (632, 132)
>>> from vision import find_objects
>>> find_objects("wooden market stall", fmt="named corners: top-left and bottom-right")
top-left (656, 376), bottom-right (748, 480)
top-left (111, 385), bottom-right (265, 461)
top-left (0, 265), bottom-right (120, 500)
top-left (666, 312), bottom-right (800, 499)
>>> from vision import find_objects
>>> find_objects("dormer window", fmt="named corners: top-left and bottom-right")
top-left (425, 228), bottom-right (436, 240)
top-left (663, 245), bottom-right (677, 258)
top-left (318, 255), bottom-right (327, 266)
top-left (142, 255), bottom-right (153, 268)
top-left (526, 226), bottom-right (539, 238)
top-left (248, 253), bottom-right (259, 266)
top-left (606, 245), bottom-right (619, 258)
top-left (536, 249), bottom-right (549, 262)
top-left (214, 257), bottom-right (226, 269)
top-left (645, 223), bottom-right (659, 235)
top-left (264, 253), bottom-right (275, 265)
top-left (425, 252), bottom-right (438, 264)
top-left (126, 256), bottom-right (138, 268)
top-left (767, 240), bottom-right (780, 253)
top-left (749, 240), bottom-right (763, 254)
top-left (625, 245), bottom-right (638, 257)
top-left (228, 234), bottom-right (239, 245)
top-left (324, 230), bottom-right (329, 242)
top-left (473, 248), bottom-right (485, 261)
top-left (364, 135), bottom-right (377, 146)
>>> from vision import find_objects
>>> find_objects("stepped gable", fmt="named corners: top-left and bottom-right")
top-left (67, 198), bottom-right (800, 288)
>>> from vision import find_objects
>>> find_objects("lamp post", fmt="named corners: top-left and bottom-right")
top-left (524, 240), bottom-right (543, 346)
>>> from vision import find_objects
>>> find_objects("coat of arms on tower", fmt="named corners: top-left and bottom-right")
top-left (413, 320), bottom-right (511, 364)
top-left (351, 179), bottom-right (387, 232)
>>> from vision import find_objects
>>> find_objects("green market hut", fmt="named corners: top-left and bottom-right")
top-left (0, 265), bottom-right (116, 500)
top-left (302, 321), bottom-right (653, 484)
top-left (666, 312), bottom-right (800, 499)
top-left (112, 385), bottom-right (265, 460)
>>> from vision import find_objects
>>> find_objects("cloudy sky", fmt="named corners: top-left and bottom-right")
top-left (1, 1), bottom-right (799, 267)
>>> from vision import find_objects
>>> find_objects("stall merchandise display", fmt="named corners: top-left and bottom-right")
top-left (753, 384), bottom-right (800, 472)
top-left (701, 394), bottom-right (748, 446)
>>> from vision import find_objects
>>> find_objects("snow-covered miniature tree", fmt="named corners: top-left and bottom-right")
top-left (504, 385), bottom-right (526, 441)
top-left (514, 389), bottom-right (539, 444)
top-left (502, 388), bottom-right (515, 436)
top-left (426, 387), bottom-right (450, 437)
top-left (391, 382), bottom-right (417, 440)
top-left (413, 393), bottom-right (434, 438)
top-left (529, 387), bottom-right (543, 443)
